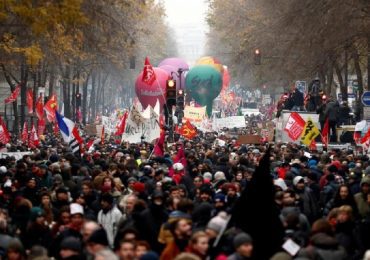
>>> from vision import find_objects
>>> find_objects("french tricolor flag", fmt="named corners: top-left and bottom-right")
top-left (55, 111), bottom-right (83, 154)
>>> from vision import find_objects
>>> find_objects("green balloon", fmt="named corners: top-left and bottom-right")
top-left (185, 65), bottom-right (222, 116)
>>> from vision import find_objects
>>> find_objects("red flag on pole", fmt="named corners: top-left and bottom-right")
top-left (26, 88), bottom-right (34, 114)
top-left (321, 118), bottom-right (329, 147)
top-left (29, 124), bottom-right (39, 148)
top-left (44, 94), bottom-right (57, 122)
top-left (35, 95), bottom-right (44, 120)
top-left (142, 57), bottom-right (156, 85)
top-left (115, 111), bottom-right (128, 136)
top-left (360, 127), bottom-right (370, 144)
top-left (178, 120), bottom-right (197, 139)
top-left (4, 84), bottom-right (21, 104)
top-left (37, 119), bottom-right (46, 136)
top-left (21, 121), bottom-right (28, 144)
top-left (0, 116), bottom-right (10, 144)
top-left (153, 130), bottom-right (166, 157)
top-left (284, 112), bottom-right (306, 141)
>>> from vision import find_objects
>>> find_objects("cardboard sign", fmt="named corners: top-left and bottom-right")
top-left (85, 124), bottom-right (98, 136)
top-left (184, 106), bottom-right (206, 124)
top-left (213, 116), bottom-right (246, 131)
top-left (237, 135), bottom-right (261, 144)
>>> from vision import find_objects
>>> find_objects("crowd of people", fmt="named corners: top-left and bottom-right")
top-left (0, 127), bottom-right (370, 260)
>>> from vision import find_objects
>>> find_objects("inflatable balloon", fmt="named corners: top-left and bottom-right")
top-left (158, 58), bottom-right (189, 71)
top-left (185, 65), bottom-right (222, 117)
top-left (159, 58), bottom-right (189, 89)
top-left (196, 56), bottom-right (224, 74)
top-left (135, 67), bottom-right (169, 110)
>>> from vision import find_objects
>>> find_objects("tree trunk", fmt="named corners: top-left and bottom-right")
top-left (48, 67), bottom-right (55, 98)
top-left (1, 64), bottom-right (19, 135)
top-left (20, 63), bottom-right (28, 132)
top-left (63, 66), bottom-right (71, 118)
top-left (82, 73), bottom-right (89, 125)
top-left (334, 60), bottom-right (347, 101)
top-left (90, 70), bottom-right (96, 123)
top-left (368, 34), bottom-right (370, 91)
top-left (353, 47), bottom-right (364, 119)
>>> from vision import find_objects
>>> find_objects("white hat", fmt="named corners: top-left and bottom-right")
top-left (0, 166), bottom-right (7, 173)
top-left (274, 178), bottom-right (288, 191)
top-left (173, 162), bottom-right (184, 171)
top-left (70, 203), bottom-right (84, 215)
top-left (293, 176), bottom-right (304, 186)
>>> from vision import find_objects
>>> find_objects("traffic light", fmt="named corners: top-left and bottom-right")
top-left (76, 93), bottom-right (81, 107)
top-left (166, 79), bottom-right (176, 106)
top-left (254, 49), bottom-right (261, 65)
top-left (177, 89), bottom-right (184, 109)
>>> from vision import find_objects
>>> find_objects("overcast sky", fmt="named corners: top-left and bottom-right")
top-left (163, 0), bottom-right (209, 63)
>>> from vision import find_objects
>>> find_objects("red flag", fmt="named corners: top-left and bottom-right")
top-left (284, 112), bottom-right (306, 141)
top-left (101, 126), bottom-right (105, 145)
top-left (321, 118), bottom-right (329, 147)
top-left (173, 144), bottom-right (187, 167)
top-left (4, 84), bottom-right (20, 104)
top-left (21, 121), bottom-right (28, 144)
top-left (361, 127), bottom-right (370, 144)
top-left (37, 119), bottom-right (46, 136)
top-left (309, 140), bottom-right (317, 151)
top-left (115, 111), bottom-right (128, 136)
top-left (86, 139), bottom-right (94, 151)
top-left (53, 123), bottom-right (59, 137)
top-left (29, 124), bottom-right (39, 148)
top-left (44, 94), bottom-right (57, 122)
top-left (178, 120), bottom-right (197, 139)
top-left (142, 57), bottom-right (156, 85)
top-left (26, 88), bottom-right (34, 114)
top-left (0, 116), bottom-right (10, 144)
top-left (153, 130), bottom-right (166, 157)
top-left (35, 95), bottom-right (44, 120)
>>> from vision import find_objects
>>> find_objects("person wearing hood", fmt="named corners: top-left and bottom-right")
top-left (97, 192), bottom-right (122, 248)
top-left (355, 176), bottom-right (370, 219)
top-left (139, 191), bottom-right (168, 253)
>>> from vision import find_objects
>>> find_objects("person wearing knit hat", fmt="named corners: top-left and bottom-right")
top-left (227, 232), bottom-right (253, 260)
top-left (29, 207), bottom-right (45, 222)
top-left (86, 228), bottom-right (109, 255)
top-left (60, 236), bottom-right (83, 259)
top-left (205, 212), bottom-right (229, 240)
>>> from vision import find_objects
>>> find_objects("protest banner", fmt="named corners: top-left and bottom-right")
top-left (212, 116), bottom-right (246, 131)
top-left (122, 107), bottom-right (160, 143)
top-left (184, 106), bottom-right (206, 126)
top-left (0, 152), bottom-right (32, 160)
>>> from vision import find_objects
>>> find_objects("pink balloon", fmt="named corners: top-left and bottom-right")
top-left (159, 64), bottom-right (186, 89)
top-left (158, 58), bottom-right (189, 71)
top-left (135, 67), bottom-right (169, 110)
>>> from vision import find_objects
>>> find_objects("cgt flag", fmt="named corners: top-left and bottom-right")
top-left (26, 88), bottom-right (33, 114)
top-left (300, 117), bottom-right (320, 146)
top-left (284, 112), bottom-right (306, 141)
top-left (29, 124), bottom-right (40, 149)
top-left (321, 118), bottom-right (329, 147)
top-left (0, 116), bottom-right (10, 144)
top-left (4, 84), bottom-right (21, 104)
top-left (142, 57), bottom-right (156, 85)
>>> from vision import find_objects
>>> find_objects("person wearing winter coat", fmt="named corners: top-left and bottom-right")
top-left (354, 176), bottom-right (370, 219)
top-left (323, 184), bottom-right (359, 218)
top-left (227, 232), bottom-right (254, 260)
top-left (97, 193), bottom-right (122, 248)
top-left (297, 219), bottom-right (347, 260)
top-left (325, 99), bottom-right (340, 142)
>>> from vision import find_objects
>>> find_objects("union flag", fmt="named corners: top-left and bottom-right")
top-left (178, 120), bottom-right (197, 139)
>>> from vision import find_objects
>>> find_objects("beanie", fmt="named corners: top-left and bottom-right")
top-left (293, 176), bottom-right (304, 186)
top-left (87, 228), bottom-right (109, 246)
top-left (206, 212), bottom-right (228, 234)
top-left (30, 207), bottom-right (44, 222)
top-left (133, 182), bottom-right (146, 194)
top-left (139, 251), bottom-right (159, 260)
top-left (233, 232), bottom-right (253, 249)
top-left (214, 193), bottom-right (226, 203)
top-left (60, 237), bottom-right (82, 252)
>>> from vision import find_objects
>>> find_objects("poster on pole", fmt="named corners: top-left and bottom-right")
top-left (121, 108), bottom-right (160, 143)
top-left (184, 106), bottom-right (206, 126)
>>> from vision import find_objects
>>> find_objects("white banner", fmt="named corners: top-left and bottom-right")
top-left (102, 116), bottom-right (117, 134)
top-left (212, 116), bottom-right (246, 131)
top-left (122, 107), bottom-right (160, 143)
top-left (0, 152), bottom-right (32, 160)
